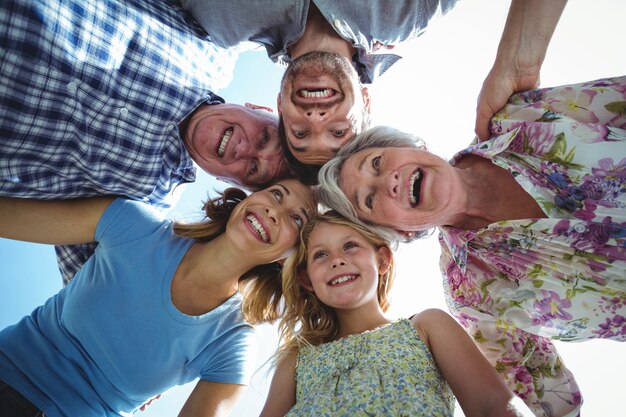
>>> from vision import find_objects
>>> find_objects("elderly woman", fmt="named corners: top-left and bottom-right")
top-left (317, 76), bottom-right (626, 417)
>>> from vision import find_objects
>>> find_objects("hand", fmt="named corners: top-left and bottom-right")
top-left (474, 67), bottom-right (540, 141)
top-left (474, 0), bottom-right (566, 141)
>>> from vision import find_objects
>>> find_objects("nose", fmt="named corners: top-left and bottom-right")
top-left (265, 206), bottom-right (279, 225)
top-left (305, 108), bottom-right (327, 120)
top-left (233, 139), bottom-right (252, 158)
top-left (377, 171), bottom-right (399, 197)
top-left (331, 255), bottom-right (346, 269)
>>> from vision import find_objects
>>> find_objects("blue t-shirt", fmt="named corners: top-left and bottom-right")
top-left (0, 199), bottom-right (256, 417)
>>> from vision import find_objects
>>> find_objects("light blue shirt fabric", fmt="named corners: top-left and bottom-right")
top-left (0, 199), bottom-right (256, 417)
top-left (181, 0), bottom-right (458, 83)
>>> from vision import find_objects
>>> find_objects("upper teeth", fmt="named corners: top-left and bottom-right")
top-left (247, 214), bottom-right (269, 242)
top-left (301, 89), bottom-right (333, 98)
top-left (218, 127), bottom-right (233, 157)
top-left (409, 170), bottom-right (422, 205)
top-left (330, 275), bottom-right (356, 285)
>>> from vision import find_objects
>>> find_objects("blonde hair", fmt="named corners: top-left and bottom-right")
top-left (173, 187), bottom-right (294, 325)
top-left (277, 210), bottom-right (395, 360)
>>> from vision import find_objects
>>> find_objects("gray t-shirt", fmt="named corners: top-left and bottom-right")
top-left (182, 0), bottom-right (458, 83)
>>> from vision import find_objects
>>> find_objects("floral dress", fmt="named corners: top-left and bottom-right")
top-left (286, 319), bottom-right (455, 417)
top-left (439, 76), bottom-right (626, 417)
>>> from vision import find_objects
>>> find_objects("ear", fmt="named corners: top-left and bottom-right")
top-left (376, 246), bottom-right (392, 275)
top-left (276, 93), bottom-right (282, 115)
top-left (361, 86), bottom-right (371, 112)
top-left (245, 102), bottom-right (274, 113)
top-left (298, 269), bottom-right (314, 292)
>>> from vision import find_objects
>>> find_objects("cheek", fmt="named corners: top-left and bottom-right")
top-left (276, 228), bottom-right (299, 257)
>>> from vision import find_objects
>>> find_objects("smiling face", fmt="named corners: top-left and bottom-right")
top-left (227, 179), bottom-right (316, 264)
top-left (303, 222), bottom-right (390, 311)
top-left (182, 103), bottom-right (290, 189)
top-left (277, 51), bottom-right (370, 166)
top-left (339, 147), bottom-right (462, 231)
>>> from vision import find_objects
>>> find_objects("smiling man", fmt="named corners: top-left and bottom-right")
top-left (0, 0), bottom-right (290, 283)
top-left (181, 103), bottom-right (288, 188)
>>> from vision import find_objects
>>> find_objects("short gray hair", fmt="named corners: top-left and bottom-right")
top-left (316, 126), bottom-right (429, 244)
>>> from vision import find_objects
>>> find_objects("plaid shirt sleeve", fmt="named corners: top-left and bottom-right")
top-left (0, 0), bottom-right (233, 283)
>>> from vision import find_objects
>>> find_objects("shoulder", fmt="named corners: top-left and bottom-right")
top-left (410, 308), bottom-right (456, 343)
top-left (96, 198), bottom-right (168, 242)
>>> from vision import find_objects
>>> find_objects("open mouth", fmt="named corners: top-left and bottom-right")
top-left (246, 213), bottom-right (269, 243)
top-left (295, 88), bottom-right (339, 103)
top-left (329, 274), bottom-right (357, 286)
top-left (217, 127), bottom-right (233, 157)
top-left (409, 169), bottom-right (423, 206)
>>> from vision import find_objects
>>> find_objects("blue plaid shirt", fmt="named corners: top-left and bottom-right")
top-left (0, 0), bottom-right (236, 283)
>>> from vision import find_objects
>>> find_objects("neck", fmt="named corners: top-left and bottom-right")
top-left (171, 235), bottom-right (258, 315)
top-left (288, 3), bottom-right (355, 60)
top-left (335, 302), bottom-right (390, 339)
top-left (450, 155), bottom-right (545, 229)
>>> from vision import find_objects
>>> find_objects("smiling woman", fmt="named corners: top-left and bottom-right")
top-left (0, 179), bottom-right (316, 417)
top-left (317, 76), bottom-right (626, 416)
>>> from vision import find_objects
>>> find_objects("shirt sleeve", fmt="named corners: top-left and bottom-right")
top-left (200, 324), bottom-right (257, 386)
top-left (95, 199), bottom-right (167, 249)
top-left (454, 307), bottom-right (582, 417)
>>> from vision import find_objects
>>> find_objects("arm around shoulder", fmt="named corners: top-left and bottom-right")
top-left (259, 350), bottom-right (298, 417)
top-left (0, 196), bottom-right (115, 245)
top-left (412, 309), bottom-right (534, 417)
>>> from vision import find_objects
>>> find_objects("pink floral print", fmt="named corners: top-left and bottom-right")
top-left (440, 76), bottom-right (626, 417)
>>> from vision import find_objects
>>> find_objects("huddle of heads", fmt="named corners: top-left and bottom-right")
top-left (197, 51), bottom-right (433, 329)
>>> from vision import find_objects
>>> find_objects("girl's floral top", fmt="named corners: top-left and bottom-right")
top-left (439, 76), bottom-right (626, 417)
top-left (286, 319), bottom-right (454, 417)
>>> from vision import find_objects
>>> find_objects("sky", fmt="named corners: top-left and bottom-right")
top-left (1, 0), bottom-right (625, 416)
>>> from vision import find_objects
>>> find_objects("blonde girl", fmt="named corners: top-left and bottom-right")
top-left (260, 210), bottom-right (533, 417)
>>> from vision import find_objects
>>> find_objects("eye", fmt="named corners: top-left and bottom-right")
top-left (365, 193), bottom-right (374, 210)
top-left (271, 188), bottom-right (283, 202)
top-left (291, 214), bottom-right (304, 229)
top-left (293, 130), bottom-right (307, 138)
top-left (258, 128), bottom-right (270, 147)
top-left (344, 241), bottom-right (359, 250)
top-left (248, 160), bottom-right (258, 177)
top-left (371, 156), bottom-right (381, 172)
top-left (332, 129), bottom-right (347, 137)
top-left (312, 250), bottom-right (327, 260)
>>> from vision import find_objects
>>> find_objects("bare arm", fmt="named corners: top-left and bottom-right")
top-left (413, 309), bottom-right (534, 417)
top-left (178, 380), bottom-right (246, 417)
top-left (0, 196), bottom-right (114, 245)
top-left (259, 351), bottom-right (297, 417)
top-left (475, 0), bottom-right (567, 140)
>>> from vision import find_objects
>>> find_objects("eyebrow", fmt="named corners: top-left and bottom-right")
top-left (279, 183), bottom-right (312, 221)
top-left (289, 134), bottom-right (342, 156)
top-left (277, 183), bottom-right (290, 195)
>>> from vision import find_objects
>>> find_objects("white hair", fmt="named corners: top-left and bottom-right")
top-left (316, 126), bottom-right (430, 244)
